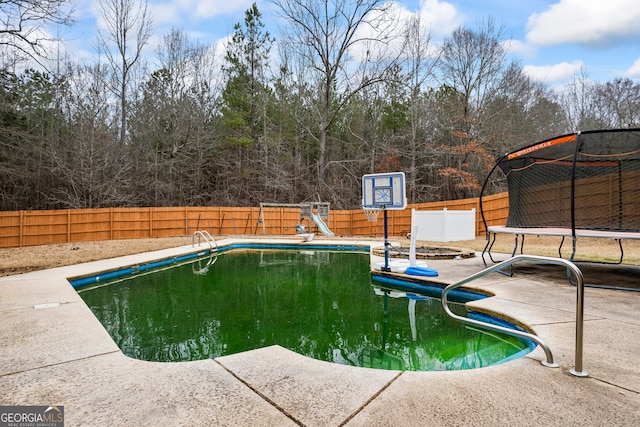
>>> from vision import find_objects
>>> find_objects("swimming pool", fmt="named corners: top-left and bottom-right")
top-left (73, 244), bottom-right (534, 371)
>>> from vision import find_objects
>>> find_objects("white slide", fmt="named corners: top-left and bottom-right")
top-left (312, 213), bottom-right (335, 237)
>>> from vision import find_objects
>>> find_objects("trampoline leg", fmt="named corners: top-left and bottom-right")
top-left (616, 239), bottom-right (624, 264)
top-left (495, 234), bottom-right (517, 277)
top-left (570, 236), bottom-right (577, 262)
top-left (504, 234), bottom-right (521, 276)
top-left (482, 232), bottom-right (513, 276)
top-left (519, 234), bottom-right (525, 255)
top-left (559, 236), bottom-right (566, 259)
top-left (482, 232), bottom-right (497, 266)
top-left (511, 234), bottom-right (519, 257)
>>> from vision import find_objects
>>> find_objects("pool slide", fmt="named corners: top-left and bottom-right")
top-left (311, 213), bottom-right (335, 237)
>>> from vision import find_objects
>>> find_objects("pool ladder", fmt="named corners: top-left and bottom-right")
top-left (441, 254), bottom-right (587, 377)
top-left (192, 230), bottom-right (217, 251)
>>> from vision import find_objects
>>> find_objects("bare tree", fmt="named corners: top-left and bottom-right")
top-left (50, 63), bottom-right (136, 208)
top-left (130, 29), bottom-right (220, 206)
top-left (594, 78), bottom-right (640, 128)
top-left (438, 17), bottom-right (509, 132)
top-left (272, 0), bottom-right (402, 189)
top-left (482, 63), bottom-right (567, 153)
top-left (96, 0), bottom-right (153, 145)
top-left (432, 18), bottom-right (519, 199)
top-left (0, 0), bottom-right (74, 68)
top-left (559, 68), bottom-right (603, 131)
top-left (399, 12), bottom-right (438, 202)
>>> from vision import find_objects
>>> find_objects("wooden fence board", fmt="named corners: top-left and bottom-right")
top-left (0, 211), bottom-right (20, 248)
top-left (69, 209), bottom-right (111, 242)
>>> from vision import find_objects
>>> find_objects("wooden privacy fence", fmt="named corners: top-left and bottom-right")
top-left (0, 193), bottom-right (510, 248)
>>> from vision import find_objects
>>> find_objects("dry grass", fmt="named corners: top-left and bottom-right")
top-left (2, 233), bottom-right (640, 277)
top-left (0, 236), bottom-right (192, 276)
top-left (454, 234), bottom-right (640, 265)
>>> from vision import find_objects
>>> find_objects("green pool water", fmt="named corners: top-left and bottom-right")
top-left (78, 249), bottom-right (532, 371)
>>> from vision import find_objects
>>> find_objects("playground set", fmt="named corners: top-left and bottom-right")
top-left (256, 202), bottom-right (335, 239)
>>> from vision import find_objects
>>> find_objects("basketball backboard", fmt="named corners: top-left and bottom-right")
top-left (362, 172), bottom-right (407, 210)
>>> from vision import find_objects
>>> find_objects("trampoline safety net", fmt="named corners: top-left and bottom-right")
top-left (496, 129), bottom-right (640, 232)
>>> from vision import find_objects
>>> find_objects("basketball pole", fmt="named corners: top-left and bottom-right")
top-left (382, 206), bottom-right (391, 272)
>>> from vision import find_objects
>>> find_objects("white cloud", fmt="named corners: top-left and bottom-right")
top-left (417, 0), bottom-right (463, 38)
top-left (149, 2), bottom-right (185, 27)
top-left (191, 0), bottom-right (254, 19)
top-left (525, 0), bottom-right (640, 46)
top-left (523, 60), bottom-right (584, 83)
top-left (503, 39), bottom-right (536, 59)
top-left (622, 58), bottom-right (640, 78)
top-left (91, 1), bottom-right (253, 29)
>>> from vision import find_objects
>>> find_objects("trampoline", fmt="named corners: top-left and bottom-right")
top-left (480, 128), bottom-right (640, 265)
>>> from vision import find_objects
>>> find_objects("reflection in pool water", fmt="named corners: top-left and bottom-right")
top-left (78, 249), bottom-right (532, 371)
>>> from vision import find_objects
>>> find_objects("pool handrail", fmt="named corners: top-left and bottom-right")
top-left (192, 230), bottom-right (217, 251)
top-left (441, 254), bottom-right (587, 377)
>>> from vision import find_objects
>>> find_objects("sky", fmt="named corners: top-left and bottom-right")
top-left (52, 0), bottom-right (640, 86)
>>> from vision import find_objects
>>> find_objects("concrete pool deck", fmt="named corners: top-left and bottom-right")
top-left (1, 237), bottom-right (639, 426)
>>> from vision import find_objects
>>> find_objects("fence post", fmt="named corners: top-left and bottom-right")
top-left (185, 206), bottom-right (189, 235)
top-left (19, 210), bottom-right (23, 248)
top-left (110, 208), bottom-right (114, 240)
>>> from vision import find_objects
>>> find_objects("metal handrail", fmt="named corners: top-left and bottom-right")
top-left (441, 254), bottom-right (587, 377)
top-left (191, 230), bottom-right (217, 251)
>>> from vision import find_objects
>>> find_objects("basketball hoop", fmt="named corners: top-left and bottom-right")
top-left (362, 206), bottom-right (382, 222)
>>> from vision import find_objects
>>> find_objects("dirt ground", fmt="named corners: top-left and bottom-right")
top-left (0, 236), bottom-right (193, 276)
top-left (2, 233), bottom-right (640, 277)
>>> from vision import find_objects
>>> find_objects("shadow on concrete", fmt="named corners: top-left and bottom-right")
top-left (512, 262), bottom-right (640, 291)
